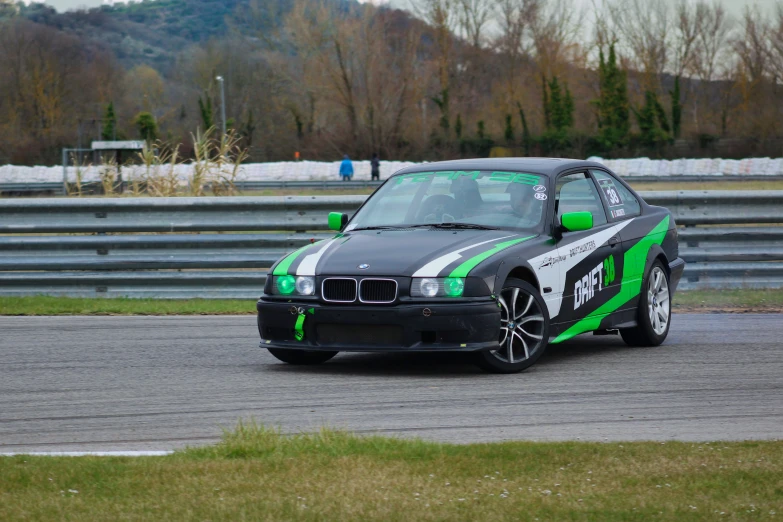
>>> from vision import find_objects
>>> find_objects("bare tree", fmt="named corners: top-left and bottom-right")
top-left (732, 6), bottom-right (769, 84)
top-left (528, 0), bottom-right (583, 81)
top-left (457, 0), bottom-right (494, 49)
top-left (606, 0), bottom-right (671, 91)
top-left (493, 0), bottom-right (536, 104)
top-left (692, 0), bottom-right (734, 84)
top-left (765, 2), bottom-right (783, 82)
top-left (672, 0), bottom-right (699, 78)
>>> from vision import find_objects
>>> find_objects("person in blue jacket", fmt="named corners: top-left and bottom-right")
top-left (339, 154), bottom-right (354, 181)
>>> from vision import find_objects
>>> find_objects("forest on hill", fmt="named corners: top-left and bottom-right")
top-left (1, 0), bottom-right (782, 166)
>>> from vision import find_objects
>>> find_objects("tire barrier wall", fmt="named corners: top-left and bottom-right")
top-left (0, 191), bottom-right (781, 298)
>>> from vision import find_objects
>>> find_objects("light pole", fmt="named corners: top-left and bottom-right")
top-left (216, 76), bottom-right (227, 138)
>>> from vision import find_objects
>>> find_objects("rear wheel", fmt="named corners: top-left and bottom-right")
top-left (620, 260), bottom-right (671, 347)
top-left (473, 279), bottom-right (549, 374)
top-left (268, 348), bottom-right (338, 365)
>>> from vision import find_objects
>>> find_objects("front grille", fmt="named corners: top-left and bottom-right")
top-left (317, 324), bottom-right (404, 345)
top-left (359, 279), bottom-right (397, 303)
top-left (322, 278), bottom-right (357, 302)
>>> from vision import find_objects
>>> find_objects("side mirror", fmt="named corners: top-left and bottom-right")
top-left (328, 212), bottom-right (348, 231)
top-left (561, 211), bottom-right (593, 232)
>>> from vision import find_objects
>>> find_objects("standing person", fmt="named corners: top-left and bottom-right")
top-left (339, 154), bottom-right (354, 181)
top-left (370, 152), bottom-right (380, 181)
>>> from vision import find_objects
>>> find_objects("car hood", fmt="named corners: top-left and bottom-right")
top-left (279, 229), bottom-right (537, 278)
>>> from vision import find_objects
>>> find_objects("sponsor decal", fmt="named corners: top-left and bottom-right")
top-left (393, 171), bottom-right (541, 186)
top-left (534, 192), bottom-right (548, 201)
top-left (573, 254), bottom-right (615, 310)
top-left (533, 185), bottom-right (547, 192)
top-left (569, 240), bottom-right (596, 258)
top-left (604, 255), bottom-right (616, 285)
top-left (611, 208), bottom-right (626, 218)
top-left (574, 262), bottom-right (604, 310)
top-left (539, 255), bottom-right (566, 269)
top-left (598, 178), bottom-right (623, 207)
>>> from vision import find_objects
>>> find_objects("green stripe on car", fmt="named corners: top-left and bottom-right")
top-left (272, 243), bottom-right (316, 276)
top-left (550, 216), bottom-right (670, 344)
top-left (448, 236), bottom-right (535, 278)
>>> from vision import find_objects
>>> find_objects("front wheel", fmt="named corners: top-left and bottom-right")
top-left (268, 348), bottom-right (338, 365)
top-left (620, 260), bottom-right (671, 347)
top-left (472, 279), bottom-right (550, 374)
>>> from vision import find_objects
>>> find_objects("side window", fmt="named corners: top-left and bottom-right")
top-left (555, 172), bottom-right (607, 227)
top-left (590, 170), bottom-right (641, 219)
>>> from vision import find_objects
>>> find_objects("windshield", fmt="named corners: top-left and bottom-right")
top-left (347, 170), bottom-right (548, 232)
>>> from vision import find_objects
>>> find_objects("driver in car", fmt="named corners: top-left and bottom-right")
top-left (505, 182), bottom-right (544, 227)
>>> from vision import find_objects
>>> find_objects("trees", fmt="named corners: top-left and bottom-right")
top-left (102, 103), bottom-right (117, 141)
top-left (134, 112), bottom-right (158, 143)
top-left (594, 43), bottom-right (630, 152)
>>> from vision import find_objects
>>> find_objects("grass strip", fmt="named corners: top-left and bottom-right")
top-left (1, 424), bottom-right (780, 521)
top-left (0, 296), bottom-right (256, 315)
top-left (672, 288), bottom-right (783, 312)
top-left (2, 289), bottom-right (783, 316)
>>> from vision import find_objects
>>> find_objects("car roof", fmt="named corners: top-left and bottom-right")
top-left (392, 158), bottom-right (608, 178)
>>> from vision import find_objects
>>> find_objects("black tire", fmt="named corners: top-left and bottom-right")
top-left (472, 278), bottom-right (550, 374)
top-left (620, 260), bottom-right (671, 347)
top-left (268, 348), bottom-right (338, 365)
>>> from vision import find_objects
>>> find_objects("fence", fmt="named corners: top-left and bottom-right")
top-left (1, 175), bottom-right (783, 196)
top-left (0, 192), bottom-right (781, 298)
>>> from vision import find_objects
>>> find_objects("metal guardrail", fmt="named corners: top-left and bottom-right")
top-left (2, 174), bottom-right (783, 196)
top-left (0, 192), bottom-right (782, 298)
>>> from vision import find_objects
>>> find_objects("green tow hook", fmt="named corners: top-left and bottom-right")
top-left (293, 307), bottom-right (315, 341)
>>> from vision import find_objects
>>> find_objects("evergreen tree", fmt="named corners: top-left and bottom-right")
top-left (455, 114), bottom-right (463, 139)
top-left (134, 112), bottom-right (158, 143)
top-left (670, 75), bottom-right (682, 139)
top-left (548, 77), bottom-right (563, 129)
top-left (633, 90), bottom-right (670, 148)
top-left (546, 77), bottom-right (573, 131)
top-left (542, 75), bottom-right (551, 129)
top-left (476, 120), bottom-right (486, 139)
top-left (517, 102), bottom-right (531, 156)
top-left (198, 94), bottom-right (213, 130)
top-left (504, 114), bottom-right (514, 142)
top-left (431, 89), bottom-right (450, 135)
top-left (563, 86), bottom-right (574, 128)
top-left (101, 102), bottom-right (117, 141)
top-left (595, 43), bottom-right (630, 151)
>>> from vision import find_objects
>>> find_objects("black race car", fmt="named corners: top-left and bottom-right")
top-left (257, 158), bottom-right (685, 373)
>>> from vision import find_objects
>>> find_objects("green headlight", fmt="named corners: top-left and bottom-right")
top-left (276, 275), bottom-right (296, 295)
top-left (443, 277), bottom-right (465, 297)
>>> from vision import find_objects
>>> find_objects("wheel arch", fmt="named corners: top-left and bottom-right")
top-left (646, 244), bottom-right (670, 277)
top-left (495, 262), bottom-right (541, 294)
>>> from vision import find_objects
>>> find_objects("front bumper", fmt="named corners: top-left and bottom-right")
top-left (256, 298), bottom-right (501, 352)
top-left (669, 257), bottom-right (686, 294)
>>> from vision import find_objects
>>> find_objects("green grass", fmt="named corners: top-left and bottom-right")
top-left (672, 289), bottom-right (783, 312)
top-left (0, 296), bottom-right (256, 315)
top-left (1, 424), bottom-right (780, 521)
top-left (627, 179), bottom-right (783, 191)
top-left (1, 290), bottom-right (781, 316)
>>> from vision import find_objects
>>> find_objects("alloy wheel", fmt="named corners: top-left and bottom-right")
top-left (648, 266), bottom-right (670, 335)
top-left (491, 286), bottom-right (545, 364)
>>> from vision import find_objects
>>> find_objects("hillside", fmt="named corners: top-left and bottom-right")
top-left (9, 0), bottom-right (304, 68)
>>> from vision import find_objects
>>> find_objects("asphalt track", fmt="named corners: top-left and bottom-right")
top-left (1, 314), bottom-right (781, 453)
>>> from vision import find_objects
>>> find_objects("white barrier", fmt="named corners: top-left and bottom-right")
top-left (3, 157), bottom-right (783, 185)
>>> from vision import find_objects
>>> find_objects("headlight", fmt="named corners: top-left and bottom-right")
top-left (271, 275), bottom-right (315, 296)
top-left (411, 277), bottom-right (465, 297)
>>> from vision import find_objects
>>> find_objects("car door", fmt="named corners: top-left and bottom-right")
top-left (552, 171), bottom-right (626, 330)
top-left (589, 169), bottom-right (647, 322)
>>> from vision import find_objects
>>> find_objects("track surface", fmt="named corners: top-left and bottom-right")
top-left (1, 314), bottom-right (781, 452)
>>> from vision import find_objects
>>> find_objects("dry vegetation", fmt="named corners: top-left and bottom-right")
top-left (3, 0), bottom-right (783, 165)
top-left (1, 424), bottom-right (780, 521)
